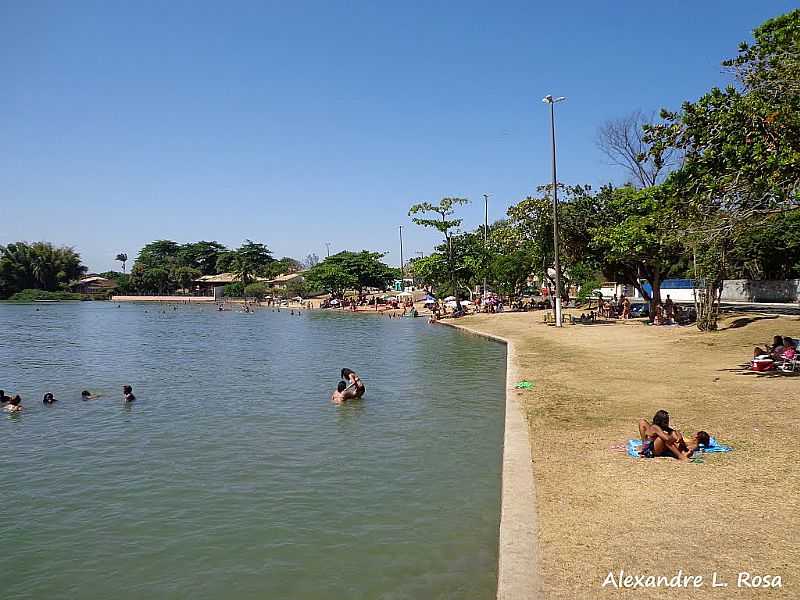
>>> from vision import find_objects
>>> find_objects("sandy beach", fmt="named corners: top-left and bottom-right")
top-left (447, 311), bottom-right (798, 599)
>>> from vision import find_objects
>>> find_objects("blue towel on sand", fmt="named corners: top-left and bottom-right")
top-left (627, 437), bottom-right (732, 458)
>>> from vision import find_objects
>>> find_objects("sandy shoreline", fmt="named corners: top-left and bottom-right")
top-left (443, 312), bottom-right (798, 599)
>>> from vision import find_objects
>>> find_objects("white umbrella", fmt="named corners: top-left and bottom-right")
top-left (443, 296), bottom-right (456, 302)
top-left (397, 291), bottom-right (413, 297)
top-left (329, 299), bottom-right (340, 305)
top-left (446, 300), bottom-right (472, 308)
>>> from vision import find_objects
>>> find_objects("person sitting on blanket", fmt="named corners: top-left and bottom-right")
top-left (638, 410), bottom-right (711, 461)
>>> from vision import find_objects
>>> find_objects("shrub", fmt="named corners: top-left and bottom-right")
top-left (8, 289), bottom-right (83, 302)
top-left (244, 282), bottom-right (269, 300)
top-left (223, 282), bottom-right (245, 298)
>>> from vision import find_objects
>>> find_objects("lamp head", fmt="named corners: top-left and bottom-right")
top-left (542, 95), bottom-right (567, 103)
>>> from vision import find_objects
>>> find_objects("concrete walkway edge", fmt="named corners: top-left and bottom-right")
top-left (436, 321), bottom-right (542, 599)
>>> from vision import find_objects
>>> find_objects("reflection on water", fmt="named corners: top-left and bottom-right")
top-left (0, 302), bottom-right (505, 600)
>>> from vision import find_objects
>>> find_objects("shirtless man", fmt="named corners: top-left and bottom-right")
top-left (331, 381), bottom-right (360, 404)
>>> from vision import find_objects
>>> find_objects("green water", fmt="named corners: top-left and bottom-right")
top-left (0, 303), bottom-right (505, 599)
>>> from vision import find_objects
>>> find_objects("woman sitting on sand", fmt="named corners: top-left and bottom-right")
top-left (340, 368), bottom-right (365, 398)
top-left (638, 410), bottom-right (710, 461)
top-left (753, 335), bottom-right (784, 359)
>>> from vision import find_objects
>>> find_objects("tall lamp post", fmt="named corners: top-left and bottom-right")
top-left (542, 94), bottom-right (566, 327)
top-left (325, 242), bottom-right (331, 258)
top-left (399, 225), bottom-right (404, 290)
top-left (483, 193), bottom-right (489, 299)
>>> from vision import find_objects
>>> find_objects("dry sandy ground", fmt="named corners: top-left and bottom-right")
top-left (452, 311), bottom-right (798, 599)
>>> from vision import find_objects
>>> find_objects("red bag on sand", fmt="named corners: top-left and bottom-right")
top-left (751, 358), bottom-right (775, 372)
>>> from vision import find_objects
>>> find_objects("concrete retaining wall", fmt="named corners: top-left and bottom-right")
top-left (435, 321), bottom-right (542, 600)
top-left (721, 279), bottom-right (800, 303)
top-left (111, 295), bottom-right (215, 302)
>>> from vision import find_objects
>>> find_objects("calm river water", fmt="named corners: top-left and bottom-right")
top-left (0, 302), bottom-right (505, 599)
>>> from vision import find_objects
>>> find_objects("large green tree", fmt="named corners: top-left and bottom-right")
top-left (0, 242), bottom-right (86, 298)
top-left (303, 263), bottom-right (358, 297)
top-left (645, 9), bottom-right (800, 329)
top-left (310, 251), bottom-right (396, 293)
top-left (178, 241), bottom-right (227, 276)
top-left (408, 197), bottom-right (470, 297)
top-left (230, 240), bottom-right (274, 285)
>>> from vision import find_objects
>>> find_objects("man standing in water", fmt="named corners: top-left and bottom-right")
top-left (331, 368), bottom-right (365, 404)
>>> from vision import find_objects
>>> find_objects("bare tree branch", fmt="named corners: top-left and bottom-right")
top-left (596, 110), bottom-right (680, 188)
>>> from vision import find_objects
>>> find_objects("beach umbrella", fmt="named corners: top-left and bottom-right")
top-left (443, 296), bottom-right (456, 302)
top-left (446, 300), bottom-right (472, 308)
top-left (423, 299), bottom-right (436, 305)
top-left (329, 299), bottom-right (340, 305)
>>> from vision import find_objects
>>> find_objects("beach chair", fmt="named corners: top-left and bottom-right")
top-left (777, 355), bottom-right (799, 373)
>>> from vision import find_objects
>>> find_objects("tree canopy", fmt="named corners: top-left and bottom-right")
top-left (304, 251), bottom-right (396, 296)
top-left (0, 242), bottom-right (86, 298)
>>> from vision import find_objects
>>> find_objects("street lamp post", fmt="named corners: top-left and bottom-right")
top-left (542, 94), bottom-right (566, 327)
top-left (483, 193), bottom-right (489, 299)
top-left (325, 242), bottom-right (331, 258)
top-left (399, 225), bottom-right (404, 290)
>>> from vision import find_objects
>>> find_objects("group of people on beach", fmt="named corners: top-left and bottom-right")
top-left (330, 368), bottom-right (365, 404)
top-left (753, 335), bottom-right (797, 360)
top-left (638, 410), bottom-right (710, 460)
top-left (1, 385), bottom-right (136, 413)
top-left (599, 294), bottom-right (633, 319)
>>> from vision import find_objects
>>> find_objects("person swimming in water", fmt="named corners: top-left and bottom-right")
top-left (81, 390), bottom-right (98, 401)
top-left (340, 368), bottom-right (365, 398)
top-left (4, 395), bottom-right (23, 412)
top-left (43, 392), bottom-right (57, 404)
top-left (123, 385), bottom-right (136, 402)
top-left (0, 390), bottom-right (11, 405)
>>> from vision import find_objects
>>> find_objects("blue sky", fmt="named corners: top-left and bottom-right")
top-left (1, 1), bottom-right (796, 271)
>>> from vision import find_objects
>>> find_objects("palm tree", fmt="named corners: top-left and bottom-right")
top-left (115, 253), bottom-right (128, 273)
